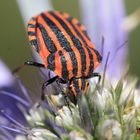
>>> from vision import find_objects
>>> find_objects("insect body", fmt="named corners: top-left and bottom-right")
top-left (27, 11), bottom-right (102, 97)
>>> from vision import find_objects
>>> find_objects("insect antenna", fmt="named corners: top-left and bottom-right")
top-left (100, 37), bottom-right (127, 89)
top-left (95, 35), bottom-right (109, 90)
top-left (101, 36), bottom-right (105, 57)
top-left (101, 51), bottom-right (110, 89)
top-left (108, 40), bottom-right (128, 66)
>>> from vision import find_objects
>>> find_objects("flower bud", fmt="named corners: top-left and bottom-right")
top-left (96, 119), bottom-right (122, 140)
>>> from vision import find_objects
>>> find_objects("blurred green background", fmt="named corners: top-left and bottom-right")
top-left (125, 0), bottom-right (140, 78)
top-left (0, 0), bottom-right (140, 87)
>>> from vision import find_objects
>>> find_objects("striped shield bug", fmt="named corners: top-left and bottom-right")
top-left (13, 11), bottom-right (102, 101)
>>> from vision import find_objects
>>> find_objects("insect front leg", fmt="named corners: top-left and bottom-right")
top-left (12, 61), bottom-right (45, 73)
top-left (41, 76), bottom-right (59, 100)
top-left (55, 79), bottom-right (72, 111)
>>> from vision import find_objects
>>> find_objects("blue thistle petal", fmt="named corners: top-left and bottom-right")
top-left (0, 111), bottom-right (30, 137)
top-left (0, 124), bottom-right (27, 135)
top-left (14, 77), bottom-right (32, 104)
top-left (0, 91), bottom-right (30, 107)
top-left (0, 93), bottom-right (28, 124)
top-left (0, 110), bottom-right (26, 129)
top-left (0, 60), bottom-right (14, 88)
top-left (0, 129), bottom-right (15, 140)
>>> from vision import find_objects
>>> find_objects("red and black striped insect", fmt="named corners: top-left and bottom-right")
top-left (14, 11), bottom-right (102, 100)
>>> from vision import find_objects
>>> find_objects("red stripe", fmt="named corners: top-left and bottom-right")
top-left (56, 11), bottom-right (90, 76)
top-left (44, 12), bottom-right (79, 79)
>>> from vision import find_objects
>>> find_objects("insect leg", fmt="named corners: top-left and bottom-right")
top-left (12, 61), bottom-right (45, 73)
top-left (55, 79), bottom-right (72, 112)
top-left (41, 76), bottom-right (59, 100)
top-left (84, 73), bottom-right (101, 84)
top-left (57, 78), bottom-right (67, 84)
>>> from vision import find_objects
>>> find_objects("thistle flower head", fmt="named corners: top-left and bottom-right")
top-left (0, 58), bottom-right (140, 140)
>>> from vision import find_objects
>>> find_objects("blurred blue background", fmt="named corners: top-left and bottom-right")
top-left (0, 0), bottom-right (140, 86)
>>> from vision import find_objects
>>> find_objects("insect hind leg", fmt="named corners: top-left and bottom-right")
top-left (91, 73), bottom-right (101, 84)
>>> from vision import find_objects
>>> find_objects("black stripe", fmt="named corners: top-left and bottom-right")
top-left (81, 79), bottom-right (86, 90)
top-left (76, 22), bottom-right (90, 40)
top-left (37, 23), bottom-right (57, 53)
top-left (77, 22), bottom-right (81, 27)
top-left (32, 17), bottom-right (36, 21)
top-left (49, 12), bottom-right (86, 75)
top-left (91, 48), bottom-right (102, 63)
top-left (28, 31), bottom-right (36, 36)
top-left (66, 17), bottom-right (94, 76)
top-left (41, 13), bottom-right (71, 50)
top-left (71, 30), bottom-right (94, 76)
top-left (41, 13), bottom-right (78, 78)
top-left (28, 24), bottom-right (36, 28)
top-left (67, 17), bottom-right (88, 46)
top-left (58, 50), bottom-right (69, 80)
top-left (86, 47), bottom-right (94, 76)
top-left (83, 30), bottom-right (90, 40)
top-left (28, 17), bottom-right (41, 52)
top-left (47, 53), bottom-right (55, 71)
top-left (73, 79), bottom-right (80, 94)
top-left (30, 39), bottom-right (40, 52)
top-left (72, 37), bottom-right (86, 75)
